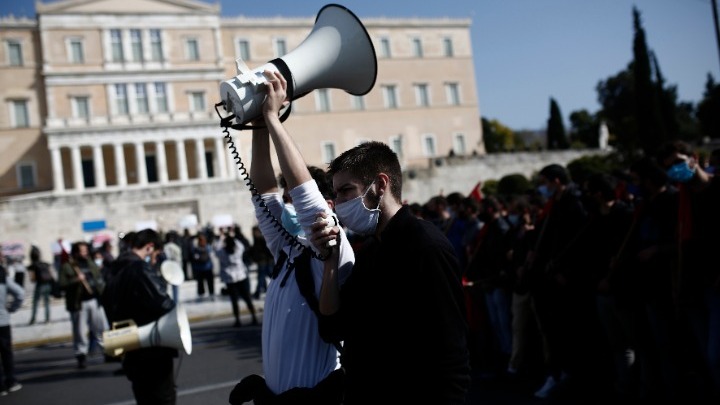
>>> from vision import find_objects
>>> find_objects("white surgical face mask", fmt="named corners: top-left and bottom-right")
top-left (94, 258), bottom-right (103, 267)
top-left (335, 181), bottom-right (382, 236)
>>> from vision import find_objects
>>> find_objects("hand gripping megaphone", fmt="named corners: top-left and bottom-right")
top-left (217, 3), bottom-right (377, 128)
top-left (103, 304), bottom-right (192, 358)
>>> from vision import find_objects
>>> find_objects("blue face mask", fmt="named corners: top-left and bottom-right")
top-left (507, 214), bottom-right (520, 226)
top-left (666, 161), bottom-right (695, 183)
top-left (537, 184), bottom-right (554, 199)
top-left (281, 203), bottom-right (304, 237)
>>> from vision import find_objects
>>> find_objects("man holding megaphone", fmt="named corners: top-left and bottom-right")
top-left (101, 229), bottom-right (182, 405)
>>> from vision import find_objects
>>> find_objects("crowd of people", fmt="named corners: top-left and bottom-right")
top-left (1, 69), bottom-right (718, 403)
top-left (403, 141), bottom-right (720, 403)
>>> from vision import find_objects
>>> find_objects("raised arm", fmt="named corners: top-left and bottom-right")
top-left (250, 107), bottom-right (277, 195)
top-left (261, 70), bottom-right (312, 190)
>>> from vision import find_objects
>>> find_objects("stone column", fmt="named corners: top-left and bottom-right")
top-left (176, 140), bottom-right (188, 181)
top-left (135, 141), bottom-right (148, 185)
top-left (70, 145), bottom-right (84, 191)
top-left (92, 144), bottom-right (107, 189)
top-left (114, 143), bottom-right (127, 186)
top-left (195, 138), bottom-right (207, 180)
top-left (156, 140), bottom-right (169, 184)
top-left (50, 146), bottom-right (65, 193)
top-left (214, 137), bottom-right (227, 179)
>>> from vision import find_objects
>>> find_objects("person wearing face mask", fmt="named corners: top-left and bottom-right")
top-left (311, 142), bottom-right (471, 404)
top-left (100, 228), bottom-right (178, 405)
top-left (227, 71), bottom-right (354, 405)
top-left (59, 241), bottom-right (107, 369)
top-left (657, 141), bottom-right (720, 401)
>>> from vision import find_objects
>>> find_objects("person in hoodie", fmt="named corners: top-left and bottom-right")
top-left (101, 228), bottom-right (177, 405)
top-left (0, 251), bottom-right (24, 395)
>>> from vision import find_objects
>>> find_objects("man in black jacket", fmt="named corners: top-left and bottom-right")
top-left (101, 228), bottom-right (177, 405)
top-left (312, 141), bottom-right (471, 404)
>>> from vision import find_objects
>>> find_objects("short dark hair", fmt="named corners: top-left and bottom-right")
top-left (133, 229), bottom-right (162, 250)
top-left (328, 141), bottom-right (402, 202)
top-left (539, 163), bottom-right (570, 185)
top-left (278, 166), bottom-right (335, 200)
top-left (585, 172), bottom-right (617, 202)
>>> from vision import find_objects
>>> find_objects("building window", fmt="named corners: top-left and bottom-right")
top-left (237, 39), bottom-right (250, 61)
top-left (351, 95), bottom-right (365, 110)
top-left (7, 40), bottom-right (22, 66)
top-left (186, 38), bottom-right (199, 61)
top-left (10, 100), bottom-right (29, 128)
top-left (422, 134), bottom-right (437, 157)
top-left (17, 162), bottom-right (36, 189)
top-left (150, 29), bottom-right (163, 61)
top-left (68, 37), bottom-right (84, 63)
top-left (155, 82), bottom-right (168, 113)
top-left (445, 82), bottom-right (460, 106)
top-left (190, 91), bottom-right (206, 112)
top-left (110, 29), bottom-right (124, 62)
top-left (322, 141), bottom-right (336, 163)
top-left (390, 135), bottom-right (403, 158)
top-left (415, 83), bottom-right (430, 107)
top-left (443, 37), bottom-right (454, 57)
top-left (72, 96), bottom-right (90, 119)
top-left (453, 133), bottom-right (467, 155)
top-left (115, 84), bottom-right (129, 115)
top-left (380, 37), bottom-right (391, 58)
top-left (130, 29), bottom-right (144, 62)
top-left (136, 83), bottom-right (149, 114)
top-left (412, 37), bottom-right (423, 58)
top-left (316, 89), bottom-right (330, 112)
top-left (382, 85), bottom-right (398, 109)
top-left (274, 38), bottom-right (287, 57)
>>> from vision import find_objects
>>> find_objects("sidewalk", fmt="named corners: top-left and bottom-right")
top-left (10, 274), bottom-right (264, 350)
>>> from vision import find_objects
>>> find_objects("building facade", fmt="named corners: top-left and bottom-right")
top-left (0, 0), bottom-right (483, 255)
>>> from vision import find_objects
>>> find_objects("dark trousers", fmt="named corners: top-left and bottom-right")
top-left (227, 279), bottom-right (257, 324)
top-left (0, 325), bottom-right (17, 389)
top-left (195, 271), bottom-right (215, 296)
top-left (124, 349), bottom-right (176, 405)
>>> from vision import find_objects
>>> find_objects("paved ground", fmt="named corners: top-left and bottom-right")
top-left (11, 275), bottom-right (263, 349)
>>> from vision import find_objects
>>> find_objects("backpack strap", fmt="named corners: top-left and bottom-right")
top-left (293, 249), bottom-right (344, 357)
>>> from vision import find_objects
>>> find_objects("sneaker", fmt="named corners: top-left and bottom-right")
top-left (0, 390), bottom-right (7, 396)
top-left (7, 383), bottom-right (22, 393)
top-left (534, 375), bottom-right (558, 399)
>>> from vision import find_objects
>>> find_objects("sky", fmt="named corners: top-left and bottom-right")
top-left (2, 0), bottom-right (718, 131)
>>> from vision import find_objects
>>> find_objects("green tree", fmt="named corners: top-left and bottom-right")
top-left (632, 7), bottom-right (667, 156)
top-left (497, 173), bottom-right (531, 198)
top-left (697, 74), bottom-right (720, 139)
top-left (569, 109), bottom-right (600, 148)
top-left (547, 97), bottom-right (569, 150)
top-left (481, 118), bottom-right (515, 153)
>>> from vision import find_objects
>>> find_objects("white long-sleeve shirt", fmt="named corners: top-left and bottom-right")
top-left (254, 180), bottom-right (354, 394)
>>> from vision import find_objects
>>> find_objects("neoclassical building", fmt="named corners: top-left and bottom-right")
top-left (0, 0), bottom-right (483, 255)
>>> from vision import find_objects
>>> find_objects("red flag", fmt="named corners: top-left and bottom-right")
top-left (469, 181), bottom-right (483, 202)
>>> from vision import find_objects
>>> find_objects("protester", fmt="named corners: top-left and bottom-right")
top-left (228, 70), bottom-right (354, 405)
top-left (101, 228), bottom-right (178, 405)
top-left (27, 245), bottom-right (54, 325)
top-left (0, 251), bottom-right (24, 395)
top-left (214, 230), bottom-right (258, 327)
top-left (313, 141), bottom-right (471, 404)
top-left (59, 241), bottom-right (107, 369)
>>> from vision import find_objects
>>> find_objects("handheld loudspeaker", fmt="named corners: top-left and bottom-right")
top-left (103, 304), bottom-right (192, 357)
top-left (218, 3), bottom-right (377, 128)
top-left (161, 260), bottom-right (185, 286)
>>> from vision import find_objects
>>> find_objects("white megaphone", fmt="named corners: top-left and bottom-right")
top-left (161, 260), bottom-right (185, 286)
top-left (103, 304), bottom-right (192, 358)
top-left (217, 3), bottom-right (377, 128)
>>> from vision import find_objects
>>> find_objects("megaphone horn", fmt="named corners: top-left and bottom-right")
top-left (218, 4), bottom-right (377, 127)
top-left (161, 260), bottom-right (185, 286)
top-left (103, 304), bottom-right (192, 357)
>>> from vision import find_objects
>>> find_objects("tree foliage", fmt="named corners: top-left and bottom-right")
top-left (697, 74), bottom-right (720, 139)
top-left (482, 118), bottom-right (516, 153)
top-left (547, 97), bottom-right (569, 150)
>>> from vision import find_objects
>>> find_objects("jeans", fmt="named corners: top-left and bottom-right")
top-left (70, 299), bottom-right (107, 356)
